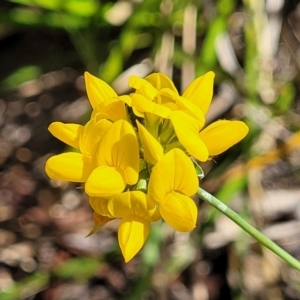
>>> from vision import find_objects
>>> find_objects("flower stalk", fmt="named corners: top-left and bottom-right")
top-left (197, 187), bottom-right (300, 271)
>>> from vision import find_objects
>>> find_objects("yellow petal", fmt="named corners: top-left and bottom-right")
top-left (79, 118), bottom-right (111, 156)
top-left (108, 192), bottom-right (134, 217)
top-left (170, 111), bottom-right (209, 161)
top-left (118, 215), bottom-right (149, 262)
top-left (89, 197), bottom-right (112, 217)
top-left (132, 106), bottom-right (144, 118)
top-left (158, 89), bottom-right (206, 126)
top-left (129, 76), bottom-right (158, 100)
top-left (92, 98), bottom-right (128, 122)
top-left (182, 71), bottom-right (215, 115)
top-left (84, 72), bottom-right (117, 109)
top-left (136, 121), bottom-right (163, 165)
top-left (45, 153), bottom-right (92, 182)
top-left (85, 166), bottom-right (126, 198)
top-left (144, 112), bottom-right (161, 125)
top-left (174, 96), bottom-right (206, 126)
top-left (108, 191), bottom-right (159, 221)
top-left (118, 95), bottom-right (132, 106)
top-left (145, 73), bottom-right (178, 93)
top-left (131, 93), bottom-right (171, 118)
top-left (48, 122), bottom-right (83, 149)
top-left (199, 120), bottom-right (249, 156)
top-left (147, 204), bottom-right (161, 222)
top-left (171, 150), bottom-right (199, 194)
top-left (148, 148), bottom-right (198, 204)
top-left (157, 88), bottom-right (179, 106)
top-left (160, 191), bottom-right (197, 232)
top-left (95, 120), bottom-right (139, 185)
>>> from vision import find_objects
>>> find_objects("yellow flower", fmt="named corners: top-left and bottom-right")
top-left (130, 71), bottom-right (248, 161)
top-left (45, 118), bottom-right (111, 182)
top-left (85, 120), bottom-right (140, 198)
top-left (90, 191), bottom-right (160, 262)
top-left (129, 72), bottom-right (207, 124)
top-left (45, 70), bottom-right (250, 263)
top-left (130, 72), bottom-right (178, 97)
top-left (128, 72), bottom-right (213, 145)
top-left (148, 148), bottom-right (198, 232)
top-left (128, 73), bottom-right (178, 134)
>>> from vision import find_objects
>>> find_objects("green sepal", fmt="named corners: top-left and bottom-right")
top-left (86, 223), bottom-right (103, 237)
top-left (136, 168), bottom-right (149, 193)
top-left (191, 157), bottom-right (205, 179)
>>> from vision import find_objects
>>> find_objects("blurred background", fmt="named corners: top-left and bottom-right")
top-left (0, 0), bottom-right (300, 299)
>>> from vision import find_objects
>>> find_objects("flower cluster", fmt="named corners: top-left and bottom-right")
top-left (45, 71), bottom-right (249, 262)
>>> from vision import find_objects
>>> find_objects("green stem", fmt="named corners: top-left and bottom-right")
top-left (197, 187), bottom-right (300, 271)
